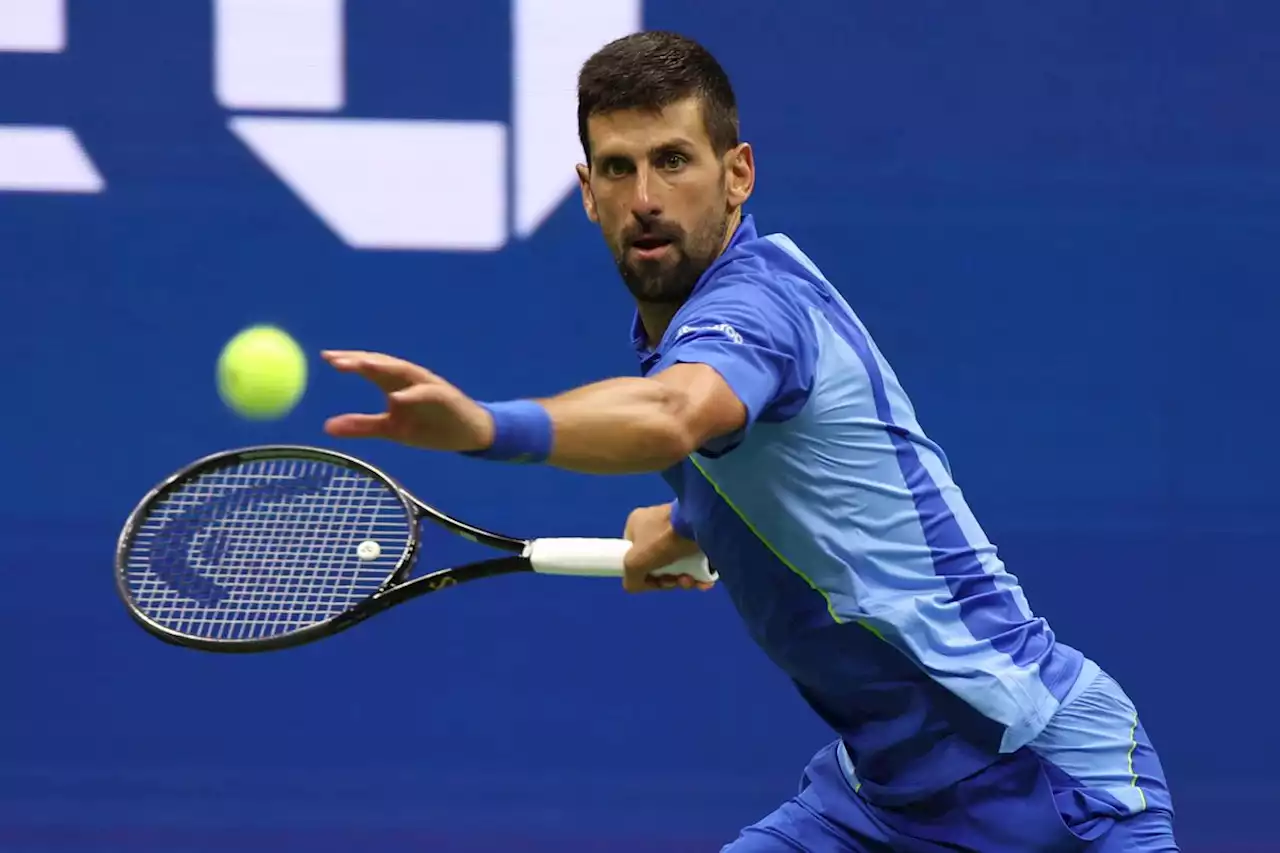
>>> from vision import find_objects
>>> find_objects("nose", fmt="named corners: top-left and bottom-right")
top-left (628, 164), bottom-right (662, 220)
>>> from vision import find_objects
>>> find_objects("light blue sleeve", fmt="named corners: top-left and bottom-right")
top-left (651, 279), bottom-right (817, 455)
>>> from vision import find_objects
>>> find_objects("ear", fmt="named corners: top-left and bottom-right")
top-left (576, 163), bottom-right (598, 223)
top-left (724, 142), bottom-right (755, 209)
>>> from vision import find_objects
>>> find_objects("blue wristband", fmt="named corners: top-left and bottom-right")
top-left (669, 497), bottom-right (696, 541)
top-left (463, 400), bottom-right (553, 463)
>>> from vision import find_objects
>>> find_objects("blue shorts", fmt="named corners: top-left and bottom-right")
top-left (723, 666), bottom-right (1178, 853)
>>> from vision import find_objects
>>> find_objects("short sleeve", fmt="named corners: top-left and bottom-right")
top-left (651, 279), bottom-right (816, 455)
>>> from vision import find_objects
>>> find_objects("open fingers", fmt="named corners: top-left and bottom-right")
top-left (323, 412), bottom-right (393, 439)
top-left (323, 351), bottom-right (438, 394)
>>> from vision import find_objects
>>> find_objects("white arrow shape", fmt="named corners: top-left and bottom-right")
top-left (220, 0), bottom-right (641, 250)
top-left (0, 125), bottom-right (103, 192)
top-left (0, 1), bottom-right (105, 193)
top-left (230, 117), bottom-right (507, 251)
top-left (512, 0), bottom-right (641, 238)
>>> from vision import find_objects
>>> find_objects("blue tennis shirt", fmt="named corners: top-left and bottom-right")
top-left (634, 215), bottom-right (1087, 806)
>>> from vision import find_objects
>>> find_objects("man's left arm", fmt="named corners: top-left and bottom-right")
top-left (510, 289), bottom-right (814, 474)
top-left (323, 284), bottom-right (814, 475)
top-left (526, 366), bottom-right (743, 474)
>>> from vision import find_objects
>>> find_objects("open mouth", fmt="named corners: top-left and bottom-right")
top-left (630, 236), bottom-right (673, 257)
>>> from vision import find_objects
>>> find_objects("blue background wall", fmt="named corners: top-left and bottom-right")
top-left (3, 2), bottom-right (1277, 851)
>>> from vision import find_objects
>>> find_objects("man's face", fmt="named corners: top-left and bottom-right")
top-left (578, 97), bottom-right (750, 304)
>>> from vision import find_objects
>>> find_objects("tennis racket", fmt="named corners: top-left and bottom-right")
top-left (115, 444), bottom-right (716, 653)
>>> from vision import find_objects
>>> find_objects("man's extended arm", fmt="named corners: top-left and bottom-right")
top-left (529, 364), bottom-right (746, 474)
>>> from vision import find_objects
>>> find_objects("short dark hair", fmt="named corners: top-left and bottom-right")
top-left (577, 31), bottom-right (739, 163)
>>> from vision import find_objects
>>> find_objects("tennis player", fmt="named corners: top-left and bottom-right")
top-left (322, 31), bottom-right (1178, 853)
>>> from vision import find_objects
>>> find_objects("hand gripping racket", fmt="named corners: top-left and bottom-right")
top-left (115, 445), bottom-right (716, 653)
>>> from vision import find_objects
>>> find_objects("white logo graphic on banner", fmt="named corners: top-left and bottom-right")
top-left (0, 0), bottom-right (105, 193)
top-left (217, 0), bottom-right (641, 252)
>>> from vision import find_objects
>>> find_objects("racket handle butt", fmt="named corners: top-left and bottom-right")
top-left (526, 537), bottom-right (717, 583)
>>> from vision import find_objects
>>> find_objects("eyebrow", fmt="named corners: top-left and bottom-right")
top-left (595, 138), bottom-right (698, 164)
top-left (651, 137), bottom-right (696, 151)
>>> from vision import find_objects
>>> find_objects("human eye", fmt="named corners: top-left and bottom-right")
top-left (599, 157), bottom-right (633, 178)
top-left (657, 150), bottom-right (689, 171)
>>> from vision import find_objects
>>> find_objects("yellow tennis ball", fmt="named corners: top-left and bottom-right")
top-left (216, 325), bottom-right (308, 420)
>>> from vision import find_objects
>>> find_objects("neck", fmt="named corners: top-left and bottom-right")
top-left (637, 303), bottom-right (682, 347)
top-left (635, 209), bottom-right (744, 346)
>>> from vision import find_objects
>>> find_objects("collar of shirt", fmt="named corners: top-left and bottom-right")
top-left (629, 213), bottom-right (759, 365)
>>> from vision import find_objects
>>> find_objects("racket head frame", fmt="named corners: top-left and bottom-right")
top-left (114, 444), bottom-right (533, 653)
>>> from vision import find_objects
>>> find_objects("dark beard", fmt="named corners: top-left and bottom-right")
top-left (613, 214), bottom-right (729, 305)
top-left (615, 249), bottom-right (703, 304)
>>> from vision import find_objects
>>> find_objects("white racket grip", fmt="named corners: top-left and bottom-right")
top-left (524, 537), bottom-right (718, 583)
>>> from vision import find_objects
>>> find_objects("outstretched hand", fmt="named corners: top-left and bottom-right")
top-left (321, 350), bottom-right (494, 452)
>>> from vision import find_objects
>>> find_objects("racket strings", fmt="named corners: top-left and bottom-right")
top-left (123, 457), bottom-right (414, 641)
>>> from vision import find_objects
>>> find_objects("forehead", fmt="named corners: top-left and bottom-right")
top-left (587, 97), bottom-right (711, 158)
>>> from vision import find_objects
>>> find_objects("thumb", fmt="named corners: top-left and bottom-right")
top-left (621, 538), bottom-right (667, 592)
top-left (623, 537), bottom-right (668, 574)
